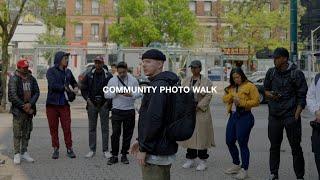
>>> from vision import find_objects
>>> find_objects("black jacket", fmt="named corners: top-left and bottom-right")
top-left (8, 71), bottom-right (40, 116)
top-left (264, 63), bottom-right (308, 120)
top-left (138, 71), bottom-right (179, 156)
top-left (81, 67), bottom-right (113, 101)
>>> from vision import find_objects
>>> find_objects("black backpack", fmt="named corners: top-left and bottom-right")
top-left (164, 80), bottom-right (197, 141)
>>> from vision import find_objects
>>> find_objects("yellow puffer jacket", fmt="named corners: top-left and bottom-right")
top-left (222, 81), bottom-right (260, 113)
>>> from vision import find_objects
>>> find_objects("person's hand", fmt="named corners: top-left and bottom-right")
top-left (137, 151), bottom-right (146, 166)
top-left (234, 97), bottom-right (240, 106)
top-left (129, 141), bottom-right (139, 157)
top-left (295, 105), bottom-right (303, 120)
top-left (23, 103), bottom-right (31, 113)
top-left (315, 110), bottom-right (320, 122)
top-left (265, 91), bottom-right (280, 101)
top-left (87, 99), bottom-right (94, 106)
top-left (73, 87), bottom-right (79, 93)
top-left (122, 93), bottom-right (133, 97)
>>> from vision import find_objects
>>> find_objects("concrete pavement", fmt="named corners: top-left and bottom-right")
top-left (0, 93), bottom-right (318, 180)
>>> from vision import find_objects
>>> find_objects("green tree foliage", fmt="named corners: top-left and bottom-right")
top-left (108, 0), bottom-right (197, 47)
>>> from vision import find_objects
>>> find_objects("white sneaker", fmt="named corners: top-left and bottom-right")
top-left (234, 168), bottom-right (248, 180)
top-left (182, 159), bottom-right (195, 169)
top-left (196, 160), bottom-right (207, 171)
top-left (21, 152), bottom-right (35, 163)
top-left (85, 151), bottom-right (95, 158)
top-left (13, 153), bottom-right (21, 165)
top-left (224, 164), bottom-right (241, 174)
top-left (103, 151), bottom-right (112, 158)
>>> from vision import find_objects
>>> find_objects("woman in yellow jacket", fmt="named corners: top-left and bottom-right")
top-left (222, 68), bottom-right (260, 180)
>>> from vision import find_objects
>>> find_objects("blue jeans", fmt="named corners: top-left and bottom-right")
top-left (226, 111), bottom-right (254, 170)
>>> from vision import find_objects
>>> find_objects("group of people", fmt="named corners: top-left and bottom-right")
top-left (4, 47), bottom-right (320, 180)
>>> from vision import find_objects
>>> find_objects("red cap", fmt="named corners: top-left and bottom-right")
top-left (17, 59), bottom-right (29, 69)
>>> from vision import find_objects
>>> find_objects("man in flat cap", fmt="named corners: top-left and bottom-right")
top-left (264, 47), bottom-right (308, 180)
top-left (130, 49), bottom-right (179, 180)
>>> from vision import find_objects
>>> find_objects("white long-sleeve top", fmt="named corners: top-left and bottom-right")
top-left (307, 78), bottom-right (320, 115)
top-left (104, 73), bottom-right (142, 110)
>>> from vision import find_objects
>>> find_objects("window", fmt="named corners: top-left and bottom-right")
top-left (204, 1), bottom-right (212, 16)
top-left (75, 24), bottom-right (83, 41)
top-left (280, 28), bottom-right (287, 41)
top-left (263, 28), bottom-right (271, 39)
top-left (75, 0), bottom-right (83, 14)
top-left (189, 1), bottom-right (196, 14)
top-left (91, 24), bottom-right (100, 41)
top-left (264, 2), bottom-right (271, 12)
top-left (92, 0), bottom-right (99, 15)
top-left (224, 26), bottom-right (232, 39)
top-left (204, 26), bottom-right (212, 46)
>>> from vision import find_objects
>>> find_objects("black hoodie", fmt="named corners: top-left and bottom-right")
top-left (264, 62), bottom-right (308, 121)
top-left (138, 71), bottom-right (179, 156)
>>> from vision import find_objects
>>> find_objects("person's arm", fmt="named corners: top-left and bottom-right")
top-left (8, 76), bottom-right (24, 109)
top-left (239, 83), bottom-right (260, 108)
top-left (29, 77), bottom-right (40, 106)
top-left (139, 80), bottom-right (167, 152)
top-left (222, 87), bottom-right (233, 104)
top-left (295, 71), bottom-right (308, 110)
top-left (307, 79), bottom-right (319, 115)
top-left (104, 77), bottom-right (117, 99)
top-left (80, 73), bottom-right (89, 101)
top-left (69, 70), bottom-right (78, 89)
top-left (46, 68), bottom-right (65, 92)
top-left (264, 68), bottom-right (274, 99)
top-left (197, 79), bottom-right (213, 111)
top-left (131, 77), bottom-right (142, 99)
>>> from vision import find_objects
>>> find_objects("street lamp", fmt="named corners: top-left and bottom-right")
top-left (311, 25), bottom-right (320, 74)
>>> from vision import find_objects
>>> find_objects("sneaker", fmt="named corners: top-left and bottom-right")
top-left (103, 151), bottom-right (112, 159)
top-left (107, 156), bottom-right (118, 165)
top-left (21, 152), bottom-right (35, 163)
top-left (0, 159), bottom-right (5, 165)
top-left (182, 159), bottom-right (195, 169)
top-left (13, 153), bottom-right (21, 165)
top-left (67, 149), bottom-right (76, 159)
top-left (224, 164), bottom-right (241, 174)
top-left (267, 174), bottom-right (279, 180)
top-left (85, 151), bottom-right (95, 158)
top-left (196, 160), bottom-right (207, 171)
top-left (234, 168), bottom-right (248, 180)
top-left (52, 148), bottom-right (59, 159)
top-left (121, 155), bottom-right (129, 164)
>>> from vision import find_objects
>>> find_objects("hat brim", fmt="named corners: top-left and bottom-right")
top-left (64, 53), bottom-right (70, 57)
top-left (189, 65), bottom-right (201, 68)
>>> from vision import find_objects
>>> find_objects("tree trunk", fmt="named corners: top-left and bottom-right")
top-left (1, 36), bottom-right (9, 111)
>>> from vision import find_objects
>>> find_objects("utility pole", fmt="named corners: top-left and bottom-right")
top-left (290, 0), bottom-right (298, 68)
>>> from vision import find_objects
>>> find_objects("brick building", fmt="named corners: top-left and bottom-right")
top-left (66, 0), bottom-right (115, 47)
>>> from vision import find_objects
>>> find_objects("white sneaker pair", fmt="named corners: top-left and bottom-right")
top-left (85, 151), bottom-right (112, 158)
top-left (14, 152), bottom-right (35, 165)
top-left (182, 159), bottom-right (207, 171)
top-left (224, 164), bottom-right (248, 180)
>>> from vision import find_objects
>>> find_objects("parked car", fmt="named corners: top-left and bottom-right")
top-left (250, 76), bottom-right (266, 104)
top-left (208, 67), bottom-right (224, 81)
top-left (135, 75), bottom-right (150, 86)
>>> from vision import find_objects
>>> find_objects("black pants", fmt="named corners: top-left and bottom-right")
top-left (315, 154), bottom-right (320, 180)
top-left (87, 102), bottom-right (109, 152)
top-left (268, 116), bottom-right (305, 179)
top-left (111, 109), bottom-right (135, 156)
top-left (312, 126), bottom-right (320, 180)
top-left (186, 148), bottom-right (209, 160)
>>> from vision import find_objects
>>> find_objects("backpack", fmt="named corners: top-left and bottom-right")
top-left (163, 80), bottom-right (197, 141)
top-left (315, 73), bottom-right (320, 86)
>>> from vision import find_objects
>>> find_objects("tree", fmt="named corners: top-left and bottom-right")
top-left (0, 0), bottom-right (28, 110)
top-left (108, 0), bottom-right (197, 47)
top-left (224, 0), bottom-right (305, 70)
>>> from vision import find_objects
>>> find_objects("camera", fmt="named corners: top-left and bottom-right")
top-left (271, 91), bottom-right (282, 98)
